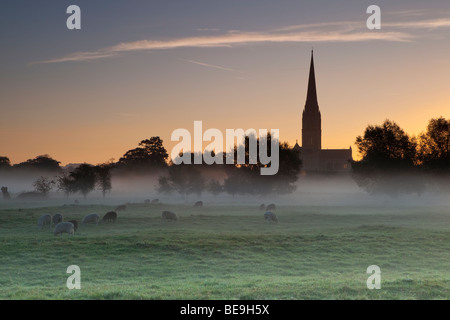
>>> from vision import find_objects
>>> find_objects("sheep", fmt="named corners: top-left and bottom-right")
top-left (193, 201), bottom-right (203, 207)
top-left (68, 220), bottom-right (78, 232)
top-left (38, 214), bottom-right (52, 229)
top-left (266, 203), bottom-right (276, 211)
top-left (52, 213), bottom-right (63, 225)
top-left (53, 222), bottom-right (75, 236)
top-left (102, 211), bottom-right (117, 223)
top-left (259, 204), bottom-right (266, 210)
top-left (264, 211), bottom-right (278, 223)
top-left (81, 213), bottom-right (99, 225)
top-left (115, 205), bottom-right (127, 211)
top-left (162, 211), bottom-right (178, 221)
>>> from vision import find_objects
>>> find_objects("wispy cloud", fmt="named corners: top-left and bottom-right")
top-left (386, 9), bottom-right (445, 18)
top-left (35, 18), bottom-right (450, 64)
top-left (180, 58), bottom-right (242, 73)
top-left (384, 19), bottom-right (450, 29)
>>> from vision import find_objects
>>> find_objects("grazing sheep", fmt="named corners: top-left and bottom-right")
top-left (103, 211), bottom-right (117, 223)
top-left (81, 213), bottom-right (99, 225)
top-left (53, 222), bottom-right (74, 236)
top-left (1, 187), bottom-right (11, 201)
top-left (264, 211), bottom-right (278, 223)
top-left (259, 204), bottom-right (266, 210)
top-left (68, 220), bottom-right (78, 232)
top-left (52, 213), bottom-right (63, 225)
top-left (115, 205), bottom-right (127, 211)
top-left (162, 211), bottom-right (178, 221)
top-left (38, 214), bottom-right (52, 229)
top-left (193, 201), bottom-right (203, 207)
top-left (266, 203), bottom-right (276, 211)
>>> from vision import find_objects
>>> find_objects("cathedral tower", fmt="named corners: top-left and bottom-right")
top-left (302, 50), bottom-right (322, 152)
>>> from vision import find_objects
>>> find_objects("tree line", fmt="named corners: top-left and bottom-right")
top-left (351, 117), bottom-right (449, 196)
top-left (0, 136), bottom-right (302, 198)
top-left (1, 116), bottom-right (448, 198)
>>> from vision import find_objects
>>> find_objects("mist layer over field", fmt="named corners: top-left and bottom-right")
top-left (1, 171), bottom-right (449, 209)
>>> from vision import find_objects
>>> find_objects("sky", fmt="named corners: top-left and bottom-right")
top-left (1, 0), bottom-right (449, 165)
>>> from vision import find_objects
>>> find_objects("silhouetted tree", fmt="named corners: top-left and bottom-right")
top-left (70, 164), bottom-right (97, 198)
top-left (56, 172), bottom-right (76, 198)
top-left (351, 119), bottom-right (423, 196)
top-left (95, 163), bottom-right (113, 198)
top-left (417, 117), bottom-right (450, 191)
top-left (0, 156), bottom-right (11, 170)
top-left (33, 176), bottom-right (55, 197)
top-left (156, 176), bottom-right (173, 195)
top-left (117, 136), bottom-right (168, 173)
top-left (14, 154), bottom-right (61, 172)
top-left (206, 179), bottom-right (223, 196)
top-left (157, 162), bottom-right (206, 198)
top-left (417, 117), bottom-right (450, 172)
top-left (223, 134), bottom-right (302, 196)
top-left (223, 168), bottom-right (249, 197)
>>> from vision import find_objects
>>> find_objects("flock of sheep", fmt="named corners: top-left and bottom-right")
top-left (38, 208), bottom-right (118, 236)
top-left (38, 200), bottom-right (279, 236)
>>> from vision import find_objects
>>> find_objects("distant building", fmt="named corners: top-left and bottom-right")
top-left (293, 51), bottom-right (353, 172)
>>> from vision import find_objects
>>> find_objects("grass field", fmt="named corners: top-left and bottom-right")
top-left (0, 201), bottom-right (449, 299)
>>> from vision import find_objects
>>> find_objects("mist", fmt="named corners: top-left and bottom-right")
top-left (1, 170), bottom-right (449, 211)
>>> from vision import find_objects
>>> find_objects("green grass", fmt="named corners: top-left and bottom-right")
top-left (0, 202), bottom-right (449, 299)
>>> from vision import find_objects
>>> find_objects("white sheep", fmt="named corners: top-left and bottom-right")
top-left (53, 222), bottom-right (75, 236)
top-left (264, 211), bottom-right (278, 223)
top-left (81, 213), bottom-right (99, 225)
top-left (38, 214), bottom-right (52, 229)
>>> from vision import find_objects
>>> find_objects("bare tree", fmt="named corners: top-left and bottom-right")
top-left (33, 176), bottom-right (55, 197)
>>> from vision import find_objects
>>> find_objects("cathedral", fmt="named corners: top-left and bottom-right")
top-left (293, 51), bottom-right (353, 172)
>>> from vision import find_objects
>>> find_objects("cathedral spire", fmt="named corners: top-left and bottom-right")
top-left (302, 50), bottom-right (321, 152)
top-left (305, 50), bottom-right (318, 110)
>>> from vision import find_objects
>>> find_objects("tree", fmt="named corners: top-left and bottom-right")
top-left (14, 154), bottom-right (61, 172)
top-left (223, 168), bottom-right (249, 197)
top-left (417, 117), bottom-right (450, 172)
top-left (417, 117), bottom-right (450, 192)
top-left (56, 172), bottom-right (76, 198)
top-left (156, 176), bottom-right (173, 195)
top-left (223, 134), bottom-right (302, 196)
top-left (206, 179), bottom-right (223, 196)
top-left (70, 164), bottom-right (97, 198)
top-left (117, 136), bottom-right (168, 172)
top-left (157, 162), bottom-right (206, 198)
top-left (351, 119), bottom-right (423, 196)
top-left (95, 163), bottom-right (113, 198)
top-left (354, 120), bottom-right (417, 163)
top-left (33, 176), bottom-right (55, 197)
top-left (0, 156), bottom-right (11, 170)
